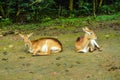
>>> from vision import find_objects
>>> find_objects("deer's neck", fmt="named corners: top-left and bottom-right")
top-left (84, 34), bottom-right (90, 44)
top-left (27, 40), bottom-right (33, 53)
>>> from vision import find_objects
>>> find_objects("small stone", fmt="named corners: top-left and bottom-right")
top-left (3, 51), bottom-right (8, 55)
top-left (8, 45), bottom-right (13, 48)
top-left (76, 61), bottom-right (80, 64)
top-left (2, 58), bottom-right (8, 61)
top-left (19, 56), bottom-right (25, 59)
top-left (65, 69), bottom-right (69, 72)
top-left (56, 63), bottom-right (61, 66)
top-left (56, 57), bottom-right (62, 60)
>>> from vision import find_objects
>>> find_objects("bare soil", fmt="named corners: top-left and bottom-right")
top-left (0, 21), bottom-right (120, 80)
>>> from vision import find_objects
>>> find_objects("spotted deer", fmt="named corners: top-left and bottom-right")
top-left (19, 33), bottom-right (62, 56)
top-left (75, 27), bottom-right (101, 53)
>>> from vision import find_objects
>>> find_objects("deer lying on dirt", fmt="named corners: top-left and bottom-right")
top-left (75, 27), bottom-right (101, 53)
top-left (19, 33), bottom-right (62, 56)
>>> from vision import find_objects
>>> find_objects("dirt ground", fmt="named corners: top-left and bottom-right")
top-left (0, 21), bottom-right (120, 80)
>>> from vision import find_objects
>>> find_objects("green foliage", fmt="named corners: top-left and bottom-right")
top-left (100, 5), bottom-right (116, 14)
top-left (0, 18), bottom-right (12, 26)
top-left (26, 0), bottom-right (55, 21)
top-left (0, 0), bottom-right (55, 22)
top-left (0, 13), bottom-right (119, 30)
top-left (41, 17), bottom-right (52, 22)
top-left (95, 13), bottom-right (120, 21)
top-left (0, 0), bottom-right (120, 23)
top-left (78, 3), bottom-right (91, 16)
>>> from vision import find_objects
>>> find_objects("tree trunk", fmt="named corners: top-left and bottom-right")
top-left (69, 0), bottom-right (73, 11)
top-left (93, 0), bottom-right (96, 17)
top-left (0, 6), bottom-right (5, 17)
top-left (58, 4), bottom-right (62, 18)
top-left (99, 0), bottom-right (103, 7)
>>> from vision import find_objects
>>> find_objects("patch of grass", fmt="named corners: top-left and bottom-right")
top-left (0, 13), bottom-right (120, 31)
top-left (95, 13), bottom-right (120, 21)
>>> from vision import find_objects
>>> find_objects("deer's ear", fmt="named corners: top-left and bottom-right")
top-left (82, 27), bottom-right (86, 32)
top-left (28, 33), bottom-right (33, 38)
top-left (82, 27), bottom-right (91, 35)
top-left (19, 34), bottom-right (24, 38)
top-left (84, 27), bottom-right (90, 31)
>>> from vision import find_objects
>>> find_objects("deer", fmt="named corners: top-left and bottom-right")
top-left (19, 33), bottom-right (63, 56)
top-left (75, 27), bottom-right (101, 53)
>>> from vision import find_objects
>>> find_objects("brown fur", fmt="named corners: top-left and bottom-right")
top-left (75, 27), bottom-right (99, 53)
top-left (19, 33), bottom-right (63, 56)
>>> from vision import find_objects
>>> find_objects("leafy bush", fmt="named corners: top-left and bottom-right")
top-left (79, 3), bottom-right (91, 16)
top-left (100, 5), bottom-right (116, 14)
top-left (95, 13), bottom-right (120, 21)
top-left (0, 0), bottom-right (120, 23)
top-left (0, 18), bottom-right (12, 26)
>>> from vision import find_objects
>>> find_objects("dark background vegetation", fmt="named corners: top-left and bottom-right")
top-left (0, 0), bottom-right (120, 24)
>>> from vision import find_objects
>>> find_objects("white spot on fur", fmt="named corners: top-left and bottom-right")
top-left (90, 40), bottom-right (95, 48)
top-left (78, 45), bottom-right (89, 53)
top-left (90, 39), bottom-right (99, 48)
top-left (28, 49), bottom-right (33, 53)
top-left (51, 47), bottom-right (60, 51)
top-left (41, 40), bottom-right (48, 52)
